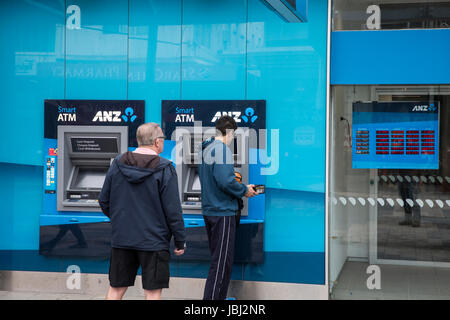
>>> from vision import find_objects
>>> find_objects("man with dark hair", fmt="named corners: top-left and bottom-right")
top-left (215, 114), bottom-right (238, 135)
top-left (198, 115), bottom-right (256, 300)
top-left (99, 123), bottom-right (186, 300)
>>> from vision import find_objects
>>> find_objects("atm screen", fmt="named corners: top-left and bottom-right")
top-left (71, 137), bottom-right (118, 153)
top-left (72, 167), bottom-right (108, 189)
top-left (352, 101), bottom-right (439, 169)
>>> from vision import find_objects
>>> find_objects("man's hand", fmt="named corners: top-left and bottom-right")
top-left (174, 248), bottom-right (185, 256)
top-left (245, 184), bottom-right (257, 198)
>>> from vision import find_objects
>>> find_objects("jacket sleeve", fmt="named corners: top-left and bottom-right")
top-left (98, 161), bottom-right (114, 218)
top-left (212, 145), bottom-right (248, 199)
top-left (160, 164), bottom-right (186, 249)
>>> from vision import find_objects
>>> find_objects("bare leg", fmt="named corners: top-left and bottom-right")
top-left (144, 289), bottom-right (162, 300)
top-left (106, 286), bottom-right (127, 300)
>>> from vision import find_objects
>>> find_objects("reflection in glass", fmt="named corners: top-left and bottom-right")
top-left (333, 0), bottom-right (450, 31)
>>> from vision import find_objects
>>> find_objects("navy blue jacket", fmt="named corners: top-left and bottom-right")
top-left (198, 138), bottom-right (248, 216)
top-left (99, 152), bottom-right (186, 251)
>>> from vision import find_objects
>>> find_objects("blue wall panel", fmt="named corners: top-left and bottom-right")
top-left (128, 0), bottom-right (182, 124)
top-left (242, 0), bottom-right (327, 283)
top-left (0, 0), bottom-right (329, 286)
top-left (264, 189), bottom-right (325, 252)
top-left (0, 0), bottom-right (65, 166)
top-left (65, 0), bottom-right (128, 99)
top-left (0, 163), bottom-right (42, 250)
top-left (331, 29), bottom-right (450, 85)
top-left (181, 0), bottom-right (247, 100)
top-left (244, 252), bottom-right (325, 284)
top-left (247, 0), bottom-right (327, 193)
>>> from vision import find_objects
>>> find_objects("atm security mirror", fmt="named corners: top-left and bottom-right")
top-left (175, 126), bottom-right (250, 215)
top-left (57, 126), bottom-right (128, 211)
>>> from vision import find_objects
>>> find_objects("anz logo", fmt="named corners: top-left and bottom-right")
top-left (211, 111), bottom-right (242, 123)
top-left (92, 111), bottom-right (121, 122)
top-left (121, 107), bottom-right (137, 122)
top-left (92, 107), bottom-right (137, 122)
top-left (242, 107), bottom-right (258, 123)
top-left (211, 108), bottom-right (258, 123)
top-left (412, 104), bottom-right (437, 112)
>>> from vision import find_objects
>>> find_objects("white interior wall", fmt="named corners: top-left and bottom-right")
top-left (329, 86), bottom-right (372, 287)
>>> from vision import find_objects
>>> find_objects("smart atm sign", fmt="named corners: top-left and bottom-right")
top-left (44, 99), bottom-right (145, 147)
top-left (161, 100), bottom-right (266, 139)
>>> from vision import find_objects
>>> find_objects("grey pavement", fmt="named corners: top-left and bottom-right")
top-left (0, 290), bottom-right (152, 300)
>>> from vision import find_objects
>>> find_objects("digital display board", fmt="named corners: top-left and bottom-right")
top-left (352, 101), bottom-right (439, 169)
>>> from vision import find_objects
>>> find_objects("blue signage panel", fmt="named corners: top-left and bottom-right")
top-left (161, 100), bottom-right (266, 140)
top-left (331, 29), bottom-right (450, 85)
top-left (352, 101), bottom-right (439, 169)
top-left (44, 100), bottom-right (145, 148)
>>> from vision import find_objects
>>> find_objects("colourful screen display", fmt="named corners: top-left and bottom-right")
top-left (352, 101), bottom-right (439, 169)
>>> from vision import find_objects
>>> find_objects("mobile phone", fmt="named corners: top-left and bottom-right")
top-left (253, 185), bottom-right (265, 194)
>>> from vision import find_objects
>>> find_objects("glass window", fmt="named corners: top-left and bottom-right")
top-left (329, 85), bottom-right (450, 299)
top-left (333, 0), bottom-right (450, 31)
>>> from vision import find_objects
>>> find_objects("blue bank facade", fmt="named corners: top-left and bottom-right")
top-left (2, 0), bottom-right (449, 298)
top-left (0, 0), bottom-right (328, 289)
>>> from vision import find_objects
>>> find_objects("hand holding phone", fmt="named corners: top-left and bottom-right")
top-left (245, 185), bottom-right (257, 198)
top-left (253, 185), bottom-right (265, 194)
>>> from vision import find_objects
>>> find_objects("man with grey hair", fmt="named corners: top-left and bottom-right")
top-left (136, 122), bottom-right (164, 150)
top-left (99, 122), bottom-right (186, 300)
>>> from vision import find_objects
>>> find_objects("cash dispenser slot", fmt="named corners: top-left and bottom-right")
top-left (65, 165), bottom-right (109, 204)
top-left (183, 165), bottom-right (202, 204)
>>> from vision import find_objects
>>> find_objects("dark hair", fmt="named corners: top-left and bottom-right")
top-left (215, 115), bottom-right (237, 136)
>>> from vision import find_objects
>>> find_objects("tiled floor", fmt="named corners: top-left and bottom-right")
top-left (4, 262), bottom-right (450, 300)
top-left (378, 206), bottom-right (450, 262)
top-left (0, 291), bottom-right (191, 300)
top-left (377, 180), bottom-right (450, 262)
top-left (331, 261), bottom-right (450, 300)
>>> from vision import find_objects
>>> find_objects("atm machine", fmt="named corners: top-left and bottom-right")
top-left (57, 126), bottom-right (128, 211)
top-left (161, 100), bottom-right (267, 263)
top-left (175, 126), bottom-right (250, 215)
top-left (40, 99), bottom-right (144, 258)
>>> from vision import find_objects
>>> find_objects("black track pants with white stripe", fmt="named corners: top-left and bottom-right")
top-left (203, 215), bottom-right (236, 300)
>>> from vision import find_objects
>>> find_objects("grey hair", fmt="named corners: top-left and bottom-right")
top-left (136, 122), bottom-right (162, 146)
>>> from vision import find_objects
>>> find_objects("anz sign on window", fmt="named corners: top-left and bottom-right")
top-left (412, 103), bottom-right (437, 112)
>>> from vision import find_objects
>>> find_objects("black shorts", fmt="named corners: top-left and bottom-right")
top-left (109, 248), bottom-right (170, 290)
